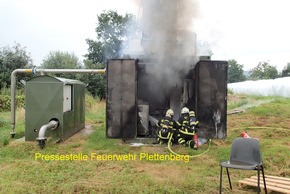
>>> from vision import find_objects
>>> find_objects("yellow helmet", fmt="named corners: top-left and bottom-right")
top-left (181, 107), bottom-right (189, 114)
top-left (166, 109), bottom-right (174, 117)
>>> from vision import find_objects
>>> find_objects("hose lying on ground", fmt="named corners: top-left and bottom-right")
top-left (167, 133), bottom-right (212, 158)
top-left (166, 126), bottom-right (289, 159)
top-left (230, 126), bottom-right (289, 133)
top-left (246, 126), bottom-right (289, 130)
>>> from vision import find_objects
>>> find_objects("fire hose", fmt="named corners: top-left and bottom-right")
top-left (232, 126), bottom-right (289, 131)
top-left (167, 133), bottom-right (212, 158)
top-left (166, 126), bottom-right (288, 159)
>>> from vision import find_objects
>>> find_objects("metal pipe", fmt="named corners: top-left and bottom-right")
top-left (35, 68), bottom-right (106, 74)
top-left (36, 120), bottom-right (59, 141)
top-left (10, 67), bottom-right (106, 138)
top-left (36, 120), bottom-right (59, 149)
top-left (10, 69), bottom-right (35, 137)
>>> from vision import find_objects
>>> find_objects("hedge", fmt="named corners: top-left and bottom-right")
top-left (0, 95), bottom-right (25, 111)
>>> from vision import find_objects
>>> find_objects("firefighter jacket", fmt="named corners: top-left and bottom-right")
top-left (178, 113), bottom-right (193, 134)
top-left (156, 116), bottom-right (179, 139)
top-left (189, 112), bottom-right (199, 133)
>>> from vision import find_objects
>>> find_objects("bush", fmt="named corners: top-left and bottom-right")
top-left (0, 95), bottom-right (25, 111)
top-left (0, 117), bottom-right (8, 127)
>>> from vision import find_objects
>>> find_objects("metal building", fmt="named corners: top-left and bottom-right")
top-left (25, 75), bottom-right (86, 142)
top-left (106, 58), bottom-right (228, 140)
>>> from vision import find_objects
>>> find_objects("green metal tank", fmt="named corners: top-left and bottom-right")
top-left (25, 75), bottom-right (86, 142)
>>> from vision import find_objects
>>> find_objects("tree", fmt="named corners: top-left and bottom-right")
top-left (0, 43), bottom-right (33, 90)
top-left (250, 61), bottom-right (278, 80)
top-left (40, 51), bottom-right (82, 79)
top-left (84, 10), bottom-right (138, 98)
top-left (227, 59), bottom-right (246, 83)
top-left (85, 40), bottom-right (105, 64)
top-left (85, 10), bottom-right (137, 63)
top-left (281, 62), bottom-right (290, 77)
top-left (79, 60), bottom-right (106, 99)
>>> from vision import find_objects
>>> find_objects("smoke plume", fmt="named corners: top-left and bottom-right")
top-left (122, 0), bottom-right (200, 103)
top-left (140, 0), bottom-right (199, 96)
top-left (141, 0), bottom-right (198, 55)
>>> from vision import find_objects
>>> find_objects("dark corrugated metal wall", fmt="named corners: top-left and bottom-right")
top-left (106, 59), bottom-right (137, 138)
top-left (195, 60), bottom-right (228, 139)
top-left (106, 59), bottom-right (227, 139)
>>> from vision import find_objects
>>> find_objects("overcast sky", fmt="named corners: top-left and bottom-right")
top-left (1, 0), bottom-right (290, 71)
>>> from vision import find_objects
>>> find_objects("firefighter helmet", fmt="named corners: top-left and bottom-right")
top-left (189, 111), bottom-right (195, 116)
top-left (181, 107), bottom-right (189, 114)
top-left (166, 109), bottom-right (174, 117)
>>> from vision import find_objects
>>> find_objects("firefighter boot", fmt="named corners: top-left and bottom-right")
top-left (188, 140), bottom-right (197, 150)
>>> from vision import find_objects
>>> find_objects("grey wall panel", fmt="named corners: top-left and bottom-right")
top-left (106, 59), bottom-right (137, 138)
top-left (196, 61), bottom-right (228, 139)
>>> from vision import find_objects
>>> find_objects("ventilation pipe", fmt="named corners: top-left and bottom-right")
top-left (36, 119), bottom-right (59, 149)
top-left (10, 67), bottom-right (106, 138)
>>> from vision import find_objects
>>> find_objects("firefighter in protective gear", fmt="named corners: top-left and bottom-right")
top-left (176, 107), bottom-right (197, 149)
top-left (181, 107), bottom-right (190, 114)
top-left (189, 111), bottom-right (199, 131)
top-left (189, 111), bottom-right (199, 147)
top-left (156, 109), bottom-right (179, 145)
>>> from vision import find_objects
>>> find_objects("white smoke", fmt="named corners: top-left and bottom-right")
top-left (122, 0), bottom-right (200, 100)
top-left (140, 0), bottom-right (199, 86)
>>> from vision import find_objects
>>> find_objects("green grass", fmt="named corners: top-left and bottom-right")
top-left (248, 98), bottom-right (290, 117)
top-left (227, 98), bottom-right (248, 110)
top-left (227, 94), bottom-right (279, 111)
top-left (0, 94), bottom-right (290, 193)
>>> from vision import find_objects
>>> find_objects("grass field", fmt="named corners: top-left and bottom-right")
top-left (0, 94), bottom-right (290, 193)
